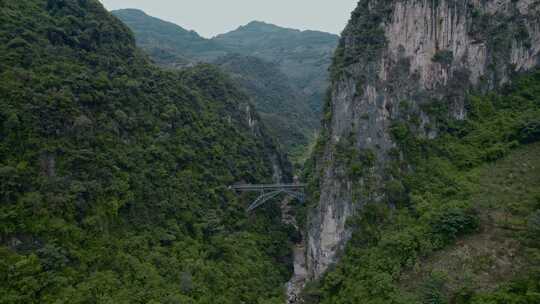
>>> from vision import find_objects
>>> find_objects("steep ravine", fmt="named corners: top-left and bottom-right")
top-left (307, 0), bottom-right (540, 281)
top-left (281, 196), bottom-right (308, 304)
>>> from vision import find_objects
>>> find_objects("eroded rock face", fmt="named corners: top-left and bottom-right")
top-left (283, 195), bottom-right (309, 303)
top-left (306, 0), bottom-right (540, 280)
top-left (307, 175), bottom-right (353, 279)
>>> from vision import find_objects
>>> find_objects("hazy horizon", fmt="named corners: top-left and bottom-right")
top-left (98, 0), bottom-right (358, 38)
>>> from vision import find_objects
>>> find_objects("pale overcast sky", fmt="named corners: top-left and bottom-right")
top-left (99, 0), bottom-right (358, 38)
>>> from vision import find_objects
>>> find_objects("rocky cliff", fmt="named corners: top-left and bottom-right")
top-left (307, 0), bottom-right (540, 280)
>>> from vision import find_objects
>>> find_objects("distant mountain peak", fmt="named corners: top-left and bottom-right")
top-left (111, 8), bottom-right (203, 39)
top-left (112, 8), bottom-right (147, 16)
top-left (246, 20), bottom-right (270, 26)
top-left (245, 20), bottom-right (279, 28)
top-left (218, 20), bottom-right (339, 40)
top-left (237, 20), bottom-right (299, 33)
top-left (108, 9), bottom-right (339, 154)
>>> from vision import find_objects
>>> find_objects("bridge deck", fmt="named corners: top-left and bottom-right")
top-left (230, 183), bottom-right (306, 211)
top-left (230, 184), bottom-right (306, 191)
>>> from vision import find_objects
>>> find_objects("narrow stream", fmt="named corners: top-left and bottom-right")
top-left (286, 243), bottom-right (308, 303)
top-left (281, 197), bottom-right (308, 304)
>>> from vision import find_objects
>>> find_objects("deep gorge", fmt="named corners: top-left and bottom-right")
top-left (1, 0), bottom-right (540, 303)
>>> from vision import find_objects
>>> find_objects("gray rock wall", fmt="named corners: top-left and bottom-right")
top-left (306, 0), bottom-right (540, 280)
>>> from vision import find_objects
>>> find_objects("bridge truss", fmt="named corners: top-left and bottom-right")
top-left (229, 184), bottom-right (306, 212)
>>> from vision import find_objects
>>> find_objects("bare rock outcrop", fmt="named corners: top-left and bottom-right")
top-left (307, 0), bottom-right (540, 280)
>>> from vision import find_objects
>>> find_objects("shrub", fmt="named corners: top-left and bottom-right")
top-left (429, 202), bottom-right (479, 244)
top-left (420, 272), bottom-right (448, 304)
top-left (432, 50), bottom-right (454, 66)
top-left (518, 120), bottom-right (540, 143)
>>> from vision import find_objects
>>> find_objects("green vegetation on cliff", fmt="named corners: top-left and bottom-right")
top-left (0, 1), bottom-right (293, 303)
top-left (303, 69), bottom-right (540, 303)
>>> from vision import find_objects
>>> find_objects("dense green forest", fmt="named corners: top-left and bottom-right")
top-left (0, 1), bottom-right (295, 303)
top-left (301, 69), bottom-right (540, 303)
top-left (3, 1), bottom-right (540, 304)
top-left (213, 20), bottom-right (339, 114)
top-left (214, 54), bottom-right (319, 163)
top-left (112, 9), bottom-right (338, 161)
top-left (112, 9), bottom-right (338, 115)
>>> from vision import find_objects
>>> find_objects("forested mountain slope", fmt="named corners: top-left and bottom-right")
top-left (300, 0), bottom-right (540, 302)
top-left (112, 10), bottom-right (339, 114)
top-left (214, 21), bottom-right (339, 114)
top-left (214, 54), bottom-right (319, 162)
top-left (112, 9), bottom-right (338, 161)
top-left (0, 1), bottom-right (294, 303)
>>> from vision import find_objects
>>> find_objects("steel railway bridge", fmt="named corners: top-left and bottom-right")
top-left (229, 183), bottom-right (306, 212)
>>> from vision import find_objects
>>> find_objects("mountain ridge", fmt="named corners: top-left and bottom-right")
top-left (219, 20), bottom-right (338, 37)
top-left (112, 8), bottom-right (338, 161)
top-left (111, 8), bottom-right (226, 62)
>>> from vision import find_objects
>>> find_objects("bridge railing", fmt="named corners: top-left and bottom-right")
top-left (229, 183), bottom-right (306, 211)
top-left (229, 184), bottom-right (306, 191)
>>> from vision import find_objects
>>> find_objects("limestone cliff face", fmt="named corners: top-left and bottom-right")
top-left (307, 0), bottom-right (540, 280)
top-left (240, 103), bottom-right (292, 184)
